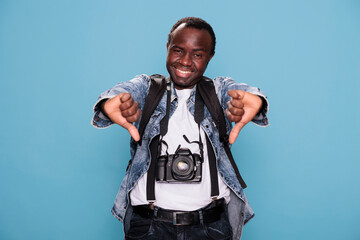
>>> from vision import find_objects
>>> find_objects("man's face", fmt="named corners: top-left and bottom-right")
top-left (166, 24), bottom-right (214, 89)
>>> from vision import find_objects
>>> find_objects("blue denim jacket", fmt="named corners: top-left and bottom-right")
top-left (92, 74), bottom-right (269, 239)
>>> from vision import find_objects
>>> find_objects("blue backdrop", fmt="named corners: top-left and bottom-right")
top-left (1, 0), bottom-right (359, 239)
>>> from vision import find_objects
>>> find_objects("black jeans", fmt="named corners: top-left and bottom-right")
top-left (125, 201), bottom-right (232, 240)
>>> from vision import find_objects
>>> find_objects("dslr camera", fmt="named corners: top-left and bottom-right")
top-left (156, 147), bottom-right (202, 183)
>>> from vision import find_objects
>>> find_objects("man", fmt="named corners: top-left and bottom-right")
top-left (92, 17), bottom-right (269, 240)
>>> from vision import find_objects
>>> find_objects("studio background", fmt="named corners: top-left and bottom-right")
top-left (1, 0), bottom-right (359, 239)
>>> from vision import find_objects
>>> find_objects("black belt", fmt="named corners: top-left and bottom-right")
top-left (132, 199), bottom-right (225, 226)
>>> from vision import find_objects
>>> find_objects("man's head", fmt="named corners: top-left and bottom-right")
top-left (166, 17), bottom-right (216, 89)
top-left (168, 17), bottom-right (216, 56)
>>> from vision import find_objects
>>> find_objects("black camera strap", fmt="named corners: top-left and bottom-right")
top-left (197, 78), bottom-right (247, 189)
top-left (194, 85), bottom-right (219, 199)
top-left (146, 77), bottom-right (171, 202)
top-left (146, 135), bottom-right (160, 202)
top-left (138, 75), bottom-right (167, 145)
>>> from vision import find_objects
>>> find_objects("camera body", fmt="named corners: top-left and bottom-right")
top-left (156, 148), bottom-right (202, 183)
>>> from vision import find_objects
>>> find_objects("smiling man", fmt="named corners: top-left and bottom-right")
top-left (92, 17), bottom-right (269, 240)
top-left (166, 24), bottom-right (214, 89)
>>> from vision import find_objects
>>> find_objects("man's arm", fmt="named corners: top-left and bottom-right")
top-left (91, 74), bottom-right (151, 140)
top-left (100, 93), bottom-right (141, 141)
top-left (216, 77), bottom-right (269, 144)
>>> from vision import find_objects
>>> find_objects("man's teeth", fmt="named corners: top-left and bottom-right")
top-left (177, 69), bottom-right (191, 74)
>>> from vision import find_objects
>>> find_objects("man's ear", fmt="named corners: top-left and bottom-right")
top-left (166, 42), bottom-right (169, 49)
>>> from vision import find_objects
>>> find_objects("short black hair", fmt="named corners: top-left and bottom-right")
top-left (168, 17), bottom-right (216, 56)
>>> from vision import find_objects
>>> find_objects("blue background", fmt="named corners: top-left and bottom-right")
top-left (1, 0), bottom-right (359, 239)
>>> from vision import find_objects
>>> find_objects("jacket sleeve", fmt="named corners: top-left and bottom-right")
top-left (91, 74), bottom-right (151, 129)
top-left (216, 77), bottom-right (269, 127)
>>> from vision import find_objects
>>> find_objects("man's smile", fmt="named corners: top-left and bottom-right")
top-left (176, 69), bottom-right (192, 74)
top-left (174, 67), bottom-right (194, 78)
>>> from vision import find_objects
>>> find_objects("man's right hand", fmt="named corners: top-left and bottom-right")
top-left (101, 93), bottom-right (141, 141)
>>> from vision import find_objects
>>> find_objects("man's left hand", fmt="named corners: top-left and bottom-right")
top-left (226, 90), bottom-right (263, 144)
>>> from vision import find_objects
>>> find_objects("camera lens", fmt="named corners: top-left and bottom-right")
top-left (177, 161), bottom-right (190, 171)
top-left (172, 156), bottom-right (194, 180)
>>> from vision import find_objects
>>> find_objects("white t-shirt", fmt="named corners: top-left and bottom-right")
top-left (130, 88), bottom-right (230, 211)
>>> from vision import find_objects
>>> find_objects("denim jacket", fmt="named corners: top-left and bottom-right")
top-left (92, 74), bottom-right (269, 239)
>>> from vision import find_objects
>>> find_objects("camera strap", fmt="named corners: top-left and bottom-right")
top-left (138, 75), bottom-right (167, 146)
top-left (197, 78), bottom-right (247, 189)
top-left (194, 85), bottom-right (220, 199)
top-left (146, 77), bottom-right (171, 202)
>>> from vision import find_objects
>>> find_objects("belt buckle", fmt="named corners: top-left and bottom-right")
top-left (172, 211), bottom-right (186, 225)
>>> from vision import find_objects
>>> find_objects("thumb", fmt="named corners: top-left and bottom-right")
top-left (228, 121), bottom-right (246, 144)
top-left (121, 121), bottom-right (140, 142)
top-left (103, 94), bottom-right (141, 141)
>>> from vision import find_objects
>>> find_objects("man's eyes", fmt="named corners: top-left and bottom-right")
top-left (171, 49), bottom-right (203, 58)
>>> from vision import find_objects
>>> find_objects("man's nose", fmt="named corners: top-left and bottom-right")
top-left (179, 53), bottom-right (192, 66)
